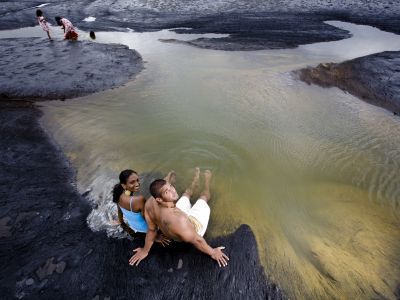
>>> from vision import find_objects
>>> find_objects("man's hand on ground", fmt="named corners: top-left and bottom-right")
top-left (129, 248), bottom-right (149, 266)
top-left (154, 233), bottom-right (171, 247)
top-left (211, 246), bottom-right (229, 267)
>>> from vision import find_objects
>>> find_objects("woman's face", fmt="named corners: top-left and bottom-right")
top-left (123, 173), bottom-right (140, 193)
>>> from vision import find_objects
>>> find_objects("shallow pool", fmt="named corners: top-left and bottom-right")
top-left (3, 21), bottom-right (399, 299)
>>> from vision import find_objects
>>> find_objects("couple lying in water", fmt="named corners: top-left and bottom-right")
top-left (112, 168), bottom-right (229, 267)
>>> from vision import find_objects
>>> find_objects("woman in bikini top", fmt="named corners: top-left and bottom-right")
top-left (112, 169), bottom-right (148, 233)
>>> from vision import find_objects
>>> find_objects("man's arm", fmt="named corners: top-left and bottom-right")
top-left (177, 220), bottom-right (229, 267)
top-left (128, 209), bottom-right (157, 266)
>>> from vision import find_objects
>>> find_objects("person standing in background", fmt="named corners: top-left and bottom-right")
top-left (36, 9), bottom-right (52, 40)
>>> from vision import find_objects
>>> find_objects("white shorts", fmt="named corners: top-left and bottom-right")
top-left (176, 196), bottom-right (210, 237)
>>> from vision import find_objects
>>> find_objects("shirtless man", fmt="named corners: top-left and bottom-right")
top-left (129, 168), bottom-right (229, 267)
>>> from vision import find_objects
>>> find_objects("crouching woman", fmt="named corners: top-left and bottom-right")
top-left (55, 16), bottom-right (78, 40)
top-left (113, 169), bottom-right (169, 246)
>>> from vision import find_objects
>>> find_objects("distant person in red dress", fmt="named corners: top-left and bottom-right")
top-left (55, 16), bottom-right (78, 40)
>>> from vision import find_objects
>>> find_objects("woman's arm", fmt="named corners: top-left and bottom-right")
top-left (128, 209), bottom-right (157, 266)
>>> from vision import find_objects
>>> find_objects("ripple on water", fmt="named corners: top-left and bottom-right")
top-left (85, 132), bottom-right (257, 238)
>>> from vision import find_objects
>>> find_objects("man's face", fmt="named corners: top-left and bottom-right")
top-left (123, 173), bottom-right (140, 193)
top-left (159, 183), bottom-right (179, 202)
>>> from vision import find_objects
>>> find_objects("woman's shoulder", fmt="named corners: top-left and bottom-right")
top-left (134, 195), bottom-right (146, 206)
top-left (119, 194), bottom-right (145, 204)
top-left (117, 193), bottom-right (128, 206)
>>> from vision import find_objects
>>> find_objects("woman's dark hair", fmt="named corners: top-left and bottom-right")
top-left (55, 16), bottom-right (62, 26)
top-left (36, 9), bottom-right (43, 17)
top-left (112, 169), bottom-right (137, 203)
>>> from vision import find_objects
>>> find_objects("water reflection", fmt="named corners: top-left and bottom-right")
top-left (3, 22), bottom-right (400, 298)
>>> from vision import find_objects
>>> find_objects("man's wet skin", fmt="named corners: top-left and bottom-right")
top-left (130, 168), bottom-right (229, 267)
top-left (146, 168), bottom-right (201, 240)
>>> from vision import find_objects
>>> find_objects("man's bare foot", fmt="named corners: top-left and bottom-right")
top-left (192, 167), bottom-right (200, 190)
top-left (204, 170), bottom-right (212, 184)
top-left (183, 167), bottom-right (200, 197)
top-left (165, 170), bottom-right (176, 184)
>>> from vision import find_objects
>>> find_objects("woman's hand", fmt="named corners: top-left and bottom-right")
top-left (129, 248), bottom-right (149, 266)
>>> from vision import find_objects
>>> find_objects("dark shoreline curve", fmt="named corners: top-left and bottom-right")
top-left (0, 38), bottom-right (143, 101)
top-left (0, 105), bottom-right (286, 298)
top-left (295, 51), bottom-right (400, 116)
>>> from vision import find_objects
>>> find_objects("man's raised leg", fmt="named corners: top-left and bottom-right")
top-left (164, 170), bottom-right (176, 184)
top-left (182, 167), bottom-right (200, 199)
top-left (199, 170), bottom-right (212, 202)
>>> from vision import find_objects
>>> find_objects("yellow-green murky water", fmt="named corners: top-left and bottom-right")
top-left (4, 21), bottom-right (400, 298)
